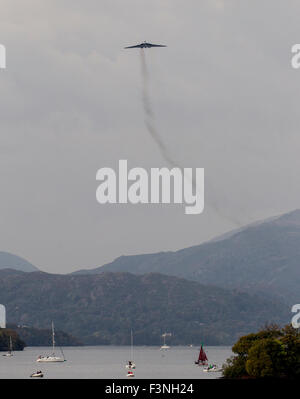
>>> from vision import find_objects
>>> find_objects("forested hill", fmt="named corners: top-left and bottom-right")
top-left (0, 269), bottom-right (289, 345)
top-left (6, 324), bottom-right (82, 347)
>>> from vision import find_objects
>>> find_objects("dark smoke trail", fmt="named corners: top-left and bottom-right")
top-left (140, 49), bottom-right (243, 227)
top-left (140, 49), bottom-right (178, 168)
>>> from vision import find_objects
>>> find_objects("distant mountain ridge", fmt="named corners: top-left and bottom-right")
top-left (73, 209), bottom-right (300, 304)
top-left (0, 252), bottom-right (38, 272)
top-left (0, 269), bottom-right (289, 345)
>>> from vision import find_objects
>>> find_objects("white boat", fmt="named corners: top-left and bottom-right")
top-left (37, 354), bottom-right (65, 363)
top-left (30, 371), bottom-right (44, 378)
top-left (2, 336), bottom-right (13, 357)
top-left (37, 322), bottom-right (65, 363)
top-left (160, 332), bottom-right (172, 350)
top-left (203, 364), bottom-right (222, 372)
top-left (125, 330), bottom-right (136, 369)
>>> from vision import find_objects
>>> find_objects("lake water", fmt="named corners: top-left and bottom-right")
top-left (0, 346), bottom-right (232, 379)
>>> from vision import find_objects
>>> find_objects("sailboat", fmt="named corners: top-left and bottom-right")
top-left (194, 344), bottom-right (208, 366)
top-left (126, 330), bottom-right (136, 370)
top-left (2, 336), bottom-right (13, 357)
top-left (160, 332), bottom-right (172, 350)
top-left (36, 322), bottom-right (65, 363)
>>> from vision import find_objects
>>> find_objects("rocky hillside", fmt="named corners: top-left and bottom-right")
top-left (74, 209), bottom-right (300, 304)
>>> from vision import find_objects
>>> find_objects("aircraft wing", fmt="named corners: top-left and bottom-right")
top-left (124, 44), bottom-right (142, 49)
top-left (149, 44), bottom-right (167, 47)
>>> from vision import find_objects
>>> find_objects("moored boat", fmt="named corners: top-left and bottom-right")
top-left (160, 332), bottom-right (172, 350)
top-left (125, 360), bottom-right (136, 369)
top-left (203, 364), bottom-right (222, 372)
top-left (125, 330), bottom-right (136, 369)
top-left (2, 336), bottom-right (13, 357)
top-left (36, 322), bottom-right (65, 363)
top-left (30, 370), bottom-right (44, 378)
top-left (195, 344), bottom-right (208, 366)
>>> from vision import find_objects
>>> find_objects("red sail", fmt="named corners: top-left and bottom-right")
top-left (196, 345), bottom-right (208, 364)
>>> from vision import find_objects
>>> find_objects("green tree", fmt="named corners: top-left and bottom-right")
top-left (223, 324), bottom-right (300, 379)
top-left (245, 338), bottom-right (285, 378)
top-left (222, 355), bottom-right (247, 379)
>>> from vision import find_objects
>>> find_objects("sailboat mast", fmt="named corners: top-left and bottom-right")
top-left (130, 329), bottom-right (133, 360)
top-left (52, 321), bottom-right (55, 353)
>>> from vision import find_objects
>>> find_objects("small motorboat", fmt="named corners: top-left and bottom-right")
top-left (203, 364), bottom-right (222, 372)
top-left (30, 370), bottom-right (44, 378)
top-left (127, 370), bottom-right (135, 377)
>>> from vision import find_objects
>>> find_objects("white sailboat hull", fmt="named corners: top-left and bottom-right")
top-left (37, 356), bottom-right (65, 362)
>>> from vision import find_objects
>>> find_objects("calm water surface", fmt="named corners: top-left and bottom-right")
top-left (0, 346), bottom-right (232, 379)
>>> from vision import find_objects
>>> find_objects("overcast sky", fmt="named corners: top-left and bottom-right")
top-left (0, 0), bottom-right (300, 273)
